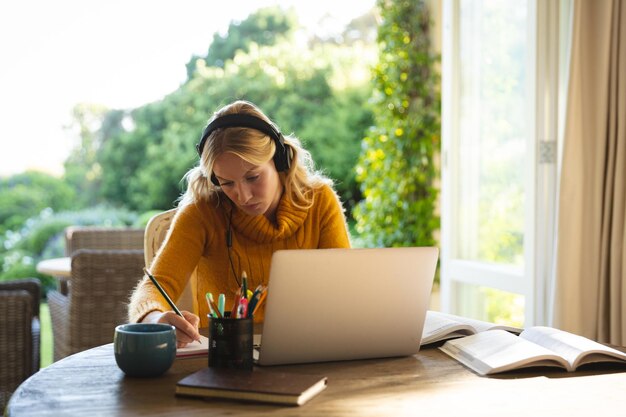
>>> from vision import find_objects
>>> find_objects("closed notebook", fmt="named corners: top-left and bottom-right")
top-left (175, 367), bottom-right (327, 406)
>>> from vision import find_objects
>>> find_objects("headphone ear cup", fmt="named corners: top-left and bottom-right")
top-left (284, 144), bottom-right (293, 170)
top-left (273, 140), bottom-right (292, 172)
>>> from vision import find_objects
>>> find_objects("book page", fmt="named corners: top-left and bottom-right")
top-left (421, 311), bottom-right (522, 345)
top-left (177, 335), bottom-right (209, 358)
top-left (435, 311), bottom-right (522, 334)
top-left (520, 327), bottom-right (626, 369)
top-left (440, 329), bottom-right (568, 375)
top-left (421, 311), bottom-right (475, 345)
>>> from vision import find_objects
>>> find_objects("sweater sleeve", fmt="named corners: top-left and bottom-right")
top-left (127, 202), bottom-right (212, 323)
top-left (317, 185), bottom-right (351, 249)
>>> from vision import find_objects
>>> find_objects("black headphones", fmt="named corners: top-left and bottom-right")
top-left (196, 113), bottom-right (292, 186)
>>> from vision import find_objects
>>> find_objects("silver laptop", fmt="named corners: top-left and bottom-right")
top-left (255, 247), bottom-right (439, 366)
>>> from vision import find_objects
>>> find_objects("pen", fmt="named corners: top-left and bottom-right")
top-left (251, 286), bottom-right (268, 317)
top-left (241, 271), bottom-right (248, 300)
top-left (218, 293), bottom-right (225, 317)
top-left (230, 287), bottom-right (242, 317)
top-left (205, 293), bottom-right (215, 317)
top-left (246, 285), bottom-right (265, 318)
top-left (205, 292), bottom-right (222, 318)
top-left (237, 297), bottom-right (249, 318)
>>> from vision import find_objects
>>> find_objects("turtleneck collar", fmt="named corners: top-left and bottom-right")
top-left (230, 194), bottom-right (308, 243)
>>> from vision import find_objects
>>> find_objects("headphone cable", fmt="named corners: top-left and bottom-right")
top-left (226, 207), bottom-right (241, 287)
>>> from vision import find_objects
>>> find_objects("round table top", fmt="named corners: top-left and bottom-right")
top-left (5, 342), bottom-right (459, 417)
top-left (36, 257), bottom-right (71, 278)
top-left (7, 340), bottom-right (626, 417)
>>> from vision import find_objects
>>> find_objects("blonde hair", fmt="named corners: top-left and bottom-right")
top-left (180, 100), bottom-right (331, 208)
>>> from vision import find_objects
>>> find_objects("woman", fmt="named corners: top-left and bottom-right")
top-left (128, 100), bottom-right (351, 346)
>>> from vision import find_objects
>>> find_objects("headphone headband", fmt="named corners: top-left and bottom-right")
top-left (196, 113), bottom-right (291, 185)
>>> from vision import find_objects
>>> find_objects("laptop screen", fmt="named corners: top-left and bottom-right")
top-left (256, 247), bottom-right (438, 365)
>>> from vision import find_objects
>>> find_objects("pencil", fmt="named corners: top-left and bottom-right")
top-left (144, 268), bottom-right (201, 343)
top-left (144, 268), bottom-right (183, 317)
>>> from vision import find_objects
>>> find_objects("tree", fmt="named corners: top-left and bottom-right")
top-left (98, 102), bottom-right (172, 208)
top-left (296, 86), bottom-right (373, 212)
top-left (185, 6), bottom-right (297, 78)
top-left (96, 40), bottom-right (375, 212)
top-left (354, 0), bottom-right (440, 248)
top-left (63, 103), bottom-right (113, 207)
top-left (0, 171), bottom-right (76, 288)
top-left (0, 171), bottom-right (75, 235)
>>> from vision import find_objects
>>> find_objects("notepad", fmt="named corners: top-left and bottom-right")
top-left (176, 335), bottom-right (209, 358)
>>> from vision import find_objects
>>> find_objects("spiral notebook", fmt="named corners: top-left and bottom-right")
top-left (255, 247), bottom-right (439, 365)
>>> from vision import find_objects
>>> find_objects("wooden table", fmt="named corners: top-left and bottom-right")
top-left (7, 342), bottom-right (626, 417)
top-left (36, 257), bottom-right (70, 294)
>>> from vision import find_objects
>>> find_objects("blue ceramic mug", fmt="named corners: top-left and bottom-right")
top-left (114, 323), bottom-right (176, 377)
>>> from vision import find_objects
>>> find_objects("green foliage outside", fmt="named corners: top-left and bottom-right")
top-left (473, 1), bottom-right (527, 266)
top-left (484, 288), bottom-right (524, 328)
top-left (0, 172), bottom-right (76, 235)
top-left (63, 103), bottom-right (112, 207)
top-left (186, 6), bottom-right (297, 75)
top-left (84, 7), bottom-right (376, 214)
top-left (454, 2), bottom-right (529, 327)
top-left (354, 0), bottom-right (440, 248)
top-left (0, 206), bottom-right (140, 293)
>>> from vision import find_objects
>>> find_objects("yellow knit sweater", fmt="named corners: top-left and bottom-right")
top-left (128, 184), bottom-right (351, 326)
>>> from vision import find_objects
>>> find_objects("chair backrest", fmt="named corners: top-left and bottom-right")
top-left (144, 209), bottom-right (176, 266)
top-left (65, 227), bottom-right (144, 256)
top-left (0, 278), bottom-right (40, 410)
top-left (144, 209), bottom-right (197, 313)
top-left (68, 249), bottom-right (145, 354)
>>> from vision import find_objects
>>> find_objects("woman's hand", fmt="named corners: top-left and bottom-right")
top-left (142, 310), bottom-right (201, 348)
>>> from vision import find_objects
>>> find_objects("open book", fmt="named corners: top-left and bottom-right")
top-left (421, 310), bottom-right (521, 345)
top-left (439, 327), bottom-right (626, 375)
top-left (176, 335), bottom-right (209, 358)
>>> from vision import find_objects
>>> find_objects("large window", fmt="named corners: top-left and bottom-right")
top-left (441, 0), bottom-right (571, 327)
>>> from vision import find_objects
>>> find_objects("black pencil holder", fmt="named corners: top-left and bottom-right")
top-left (208, 314), bottom-right (253, 371)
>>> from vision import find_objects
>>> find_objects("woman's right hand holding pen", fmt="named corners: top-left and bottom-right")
top-left (142, 310), bottom-right (201, 348)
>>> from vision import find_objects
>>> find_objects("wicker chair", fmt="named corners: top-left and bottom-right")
top-left (0, 278), bottom-right (40, 410)
top-left (57, 226), bottom-right (144, 296)
top-left (65, 226), bottom-right (144, 256)
top-left (144, 209), bottom-right (197, 313)
top-left (47, 249), bottom-right (144, 362)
